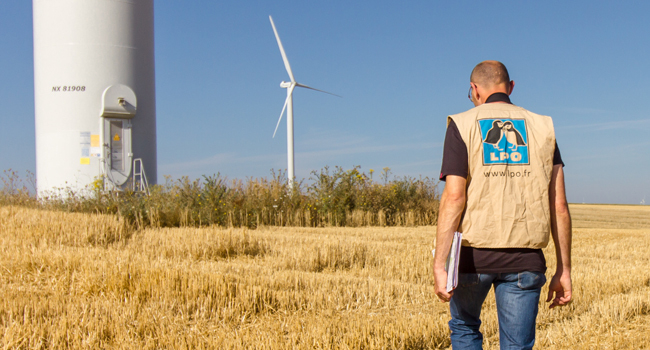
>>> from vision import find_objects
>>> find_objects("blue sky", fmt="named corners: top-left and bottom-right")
top-left (1, 1), bottom-right (649, 204)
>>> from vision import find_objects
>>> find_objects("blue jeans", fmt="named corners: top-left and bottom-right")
top-left (449, 272), bottom-right (546, 350)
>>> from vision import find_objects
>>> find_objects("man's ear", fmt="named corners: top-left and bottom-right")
top-left (508, 80), bottom-right (515, 95)
top-left (471, 82), bottom-right (481, 103)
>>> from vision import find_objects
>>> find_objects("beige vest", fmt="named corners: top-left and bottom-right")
top-left (448, 103), bottom-right (556, 249)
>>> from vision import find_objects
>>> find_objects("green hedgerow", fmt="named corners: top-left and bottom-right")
top-left (1, 167), bottom-right (439, 229)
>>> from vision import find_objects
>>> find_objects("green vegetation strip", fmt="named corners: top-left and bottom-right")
top-left (1, 167), bottom-right (439, 229)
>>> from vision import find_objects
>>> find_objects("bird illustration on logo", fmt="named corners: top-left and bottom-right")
top-left (502, 121), bottom-right (526, 151)
top-left (479, 118), bottom-right (529, 165)
top-left (483, 120), bottom-right (505, 150)
top-left (482, 119), bottom-right (526, 151)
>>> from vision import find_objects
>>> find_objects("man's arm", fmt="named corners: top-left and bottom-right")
top-left (433, 175), bottom-right (466, 302)
top-left (546, 164), bottom-right (573, 308)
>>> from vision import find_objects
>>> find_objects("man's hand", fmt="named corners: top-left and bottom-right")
top-left (546, 272), bottom-right (572, 309)
top-left (433, 267), bottom-right (453, 302)
top-left (433, 175), bottom-right (466, 303)
top-left (547, 165), bottom-right (572, 309)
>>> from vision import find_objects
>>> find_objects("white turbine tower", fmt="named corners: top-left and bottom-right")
top-left (269, 16), bottom-right (339, 189)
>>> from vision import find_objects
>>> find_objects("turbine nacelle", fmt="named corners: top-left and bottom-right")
top-left (280, 81), bottom-right (292, 88)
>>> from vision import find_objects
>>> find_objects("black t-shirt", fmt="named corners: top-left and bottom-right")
top-left (439, 93), bottom-right (563, 274)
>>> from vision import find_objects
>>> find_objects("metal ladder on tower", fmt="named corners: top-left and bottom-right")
top-left (132, 158), bottom-right (150, 196)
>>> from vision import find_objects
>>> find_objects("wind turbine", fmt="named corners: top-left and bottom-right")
top-left (269, 15), bottom-right (340, 189)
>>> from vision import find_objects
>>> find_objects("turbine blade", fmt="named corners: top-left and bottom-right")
top-left (269, 16), bottom-right (296, 83)
top-left (273, 84), bottom-right (296, 138)
top-left (272, 99), bottom-right (288, 138)
top-left (295, 83), bottom-right (342, 98)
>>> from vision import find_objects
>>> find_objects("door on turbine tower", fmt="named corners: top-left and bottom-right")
top-left (100, 84), bottom-right (137, 188)
top-left (103, 118), bottom-right (132, 186)
top-left (110, 120), bottom-right (124, 172)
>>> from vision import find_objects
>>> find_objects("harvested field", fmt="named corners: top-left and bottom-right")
top-left (1, 204), bottom-right (649, 349)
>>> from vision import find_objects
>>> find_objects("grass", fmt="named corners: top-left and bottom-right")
top-left (1, 167), bottom-right (439, 229)
top-left (1, 204), bottom-right (649, 348)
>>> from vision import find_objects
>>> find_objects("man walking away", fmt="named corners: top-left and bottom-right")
top-left (433, 61), bottom-right (573, 349)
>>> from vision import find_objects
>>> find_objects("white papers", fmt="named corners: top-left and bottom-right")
top-left (446, 231), bottom-right (462, 292)
top-left (432, 231), bottom-right (463, 293)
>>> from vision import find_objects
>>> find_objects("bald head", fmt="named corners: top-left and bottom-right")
top-left (470, 61), bottom-right (510, 88)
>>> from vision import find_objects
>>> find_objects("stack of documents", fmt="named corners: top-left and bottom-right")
top-left (432, 231), bottom-right (462, 292)
top-left (445, 231), bottom-right (462, 292)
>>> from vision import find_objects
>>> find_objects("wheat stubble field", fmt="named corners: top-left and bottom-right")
top-left (1, 204), bottom-right (649, 349)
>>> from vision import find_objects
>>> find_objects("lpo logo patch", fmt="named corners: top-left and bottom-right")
top-left (478, 119), bottom-right (529, 165)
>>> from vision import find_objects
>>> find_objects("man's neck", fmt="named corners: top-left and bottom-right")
top-left (485, 92), bottom-right (512, 104)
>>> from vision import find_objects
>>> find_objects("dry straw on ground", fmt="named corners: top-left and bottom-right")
top-left (1, 204), bottom-right (649, 349)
